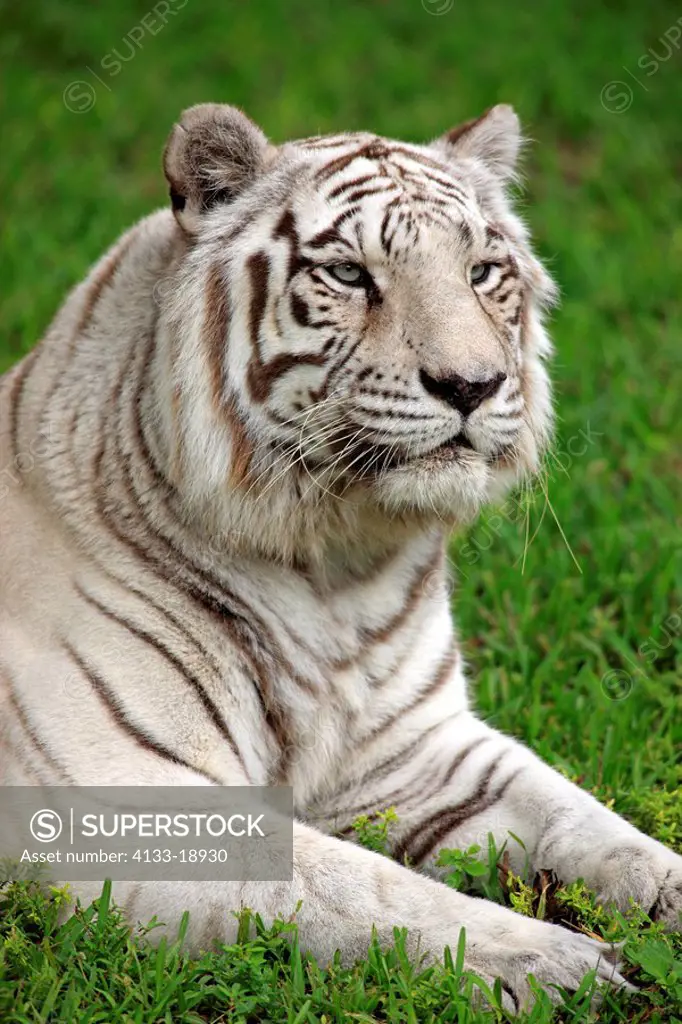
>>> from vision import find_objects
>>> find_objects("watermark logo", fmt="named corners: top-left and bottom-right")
top-left (422, 568), bottom-right (456, 599)
top-left (600, 17), bottom-right (682, 113)
top-left (0, 425), bottom-right (54, 502)
top-left (63, 81), bottom-right (97, 115)
top-left (3, 787), bottom-right (293, 882)
top-left (600, 604), bottom-right (682, 700)
top-left (600, 669), bottom-right (634, 701)
top-left (600, 81), bottom-right (634, 115)
top-left (29, 809), bottom-right (63, 843)
top-left (456, 422), bottom-right (602, 569)
top-left (421, 0), bottom-right (455, 14)
top-left (63, 0), bottom-right (189, 113)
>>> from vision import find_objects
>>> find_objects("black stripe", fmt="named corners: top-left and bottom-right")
top-left (354, 544), bottom-right (444, 656)
top-left (250, 349), bottom-right (327, 403)
top-left (313, 334), bottom-right (364, 402)
top-left (62, 640), bottom-right (223, 784)
top-left (105, 338), bottom-right (270, 654)
top-left (336, 734), bottom-right (491, 843)
top-left (273, 208), bottom-right (300, 282)
top-left (99, 406), bottom-right (314, 703)
top-left (334, 749), bottom-right (448, 829)
top-left (396, 165), bottom-right (469, 202)
top-left (485, 225), bottom-right (505, 246)
top-left (1, 663), bottom-right (72, 782)
top-left (345, 185), bottom-right (397, 204)
top-left (398, 760), bottom-right (505, 861)
top-left (354, 713), bottom-right (463, 799)
top-left (458, 223), bottom-right (473, 249)
top-left (327, 173), bottom-right (378, 199)
top-left (33, 234), bottom-right (140, 475)
top-left (361, 645), bottom-right (458, 748)
top-left (91, 327), bottom-right (319, 714)
top-left (74, 584), bottom-right (245, 772)
top-left (76, 233), bottom-right (136, 335)
top-left (491, 266), bottom-right (518, 289)
top-left (8, 349), bottom-right (40, 465)
top-left (245, 254), bottom-right (326, 402)
top-left (0, 734), bottom-right (47, 783)
top-left (94, 567), bottom-right (289, 759)
top-left (202, 262), bottom-right (231, 413)
top-left (290, 292), bottom-right (311, 326)
top-left (410, 769), bottom-right (521, 867)
top-left (306, 207), bottom-right (360, 250)
top-left (441, 736), bottom-right (492, 788)
top-left (379, 198), bottom-right (401, 256)
top-left (396, 741), bottom-right (485, 813)
top-left (303, 136), bottom-right (359, 150)
top-left (314, 147), bottom-right (374, 182)
top-left (385, 144), bottom-right (465, 176)
top-left (334, 699), bottom-right (476, 827)
top-left (131, 314), bottom-right (176, 492)
top-left (247, 250), bottom-right (269, 359)
top-left (396, 760), bottom-right (520, 866)
top-left (94, 566), bottom-right (224, 679)
top-left (508, 304), bottom-right (522, 326)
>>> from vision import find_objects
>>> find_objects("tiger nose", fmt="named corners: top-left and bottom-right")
top-left (419, 369), bottom-right (507, 417)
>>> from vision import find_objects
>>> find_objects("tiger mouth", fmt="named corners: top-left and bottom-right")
top-left (400, 432), bottom-right (479, 468)
top-left (433, 432), bottom-right (475, 454)
top-left (301, 430), bottom-right (502, 486)
top-left (350, 432), bottom-right (479, 478)
top-left (367, 432), bottom-right (518, 476)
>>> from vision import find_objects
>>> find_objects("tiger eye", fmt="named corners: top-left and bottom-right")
top-left (470, 263), bottom-right (492, 285)
top-left (327, 263), bottom-right (365, 285)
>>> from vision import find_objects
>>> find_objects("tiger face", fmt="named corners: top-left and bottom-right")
top-left (163, 104), bottom-right (556, 527)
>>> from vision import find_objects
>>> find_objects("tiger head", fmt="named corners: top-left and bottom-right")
top-left (160, 104), bottom-right (556, 550)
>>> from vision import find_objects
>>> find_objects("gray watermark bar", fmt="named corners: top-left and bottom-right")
top-left (0, 787), bottom-right (293, 882)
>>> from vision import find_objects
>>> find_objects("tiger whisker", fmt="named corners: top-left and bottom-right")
top-left (240, 405), bottom-right (350, 501)
top-left (252, 424), bottom-right (356, 505)
top-left (255, 419), bottom-right (367, 506)
top-left (301, 425), bottom-right (373, 504)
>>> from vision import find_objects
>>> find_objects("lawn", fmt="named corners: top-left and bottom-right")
top-left (1, 0), bottom-right (681, 1020)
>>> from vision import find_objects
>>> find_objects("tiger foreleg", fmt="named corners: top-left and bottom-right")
top-left (330, 712), bottom-right (682, 930)
top-left (65, 820), bottom-right (632, 1012)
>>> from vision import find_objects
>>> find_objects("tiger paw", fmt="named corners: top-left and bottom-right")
top-left (464, 915), bottom-right (634, 1011)
top-left (590, 840), bottom-right (682, 929)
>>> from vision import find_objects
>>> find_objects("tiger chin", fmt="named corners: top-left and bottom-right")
top-left (0, 103), bottom-right (679, 1012)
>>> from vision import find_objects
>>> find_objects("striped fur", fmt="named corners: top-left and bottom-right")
top-left (0, 103), bottom-right (679, 1008)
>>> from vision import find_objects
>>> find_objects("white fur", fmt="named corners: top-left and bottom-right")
top-left (0, 105), bottom-right (679, 1010)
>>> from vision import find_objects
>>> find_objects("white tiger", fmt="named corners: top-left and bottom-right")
top-left (0, 102), bottom-right (680, 1012)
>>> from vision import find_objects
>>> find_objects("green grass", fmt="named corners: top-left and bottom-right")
top-left (1, 0), bottom-right (681, 1019)
top-left (1, 852), bottom-right (681, 1022)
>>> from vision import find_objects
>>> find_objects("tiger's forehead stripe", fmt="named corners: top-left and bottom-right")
top-left (308, 138), bottom-right (455, 185)
top-left (327, 173), bottom-right (381, 200)
top-left (280, 142), bottom-right (480, 262)
top-left (306, 207), bottom-right (362, 251)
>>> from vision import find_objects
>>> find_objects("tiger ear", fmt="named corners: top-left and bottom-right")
top-left (434, 104), bottom-right (522, 182)
top-left (163, 104), bottom-right (271, 233)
